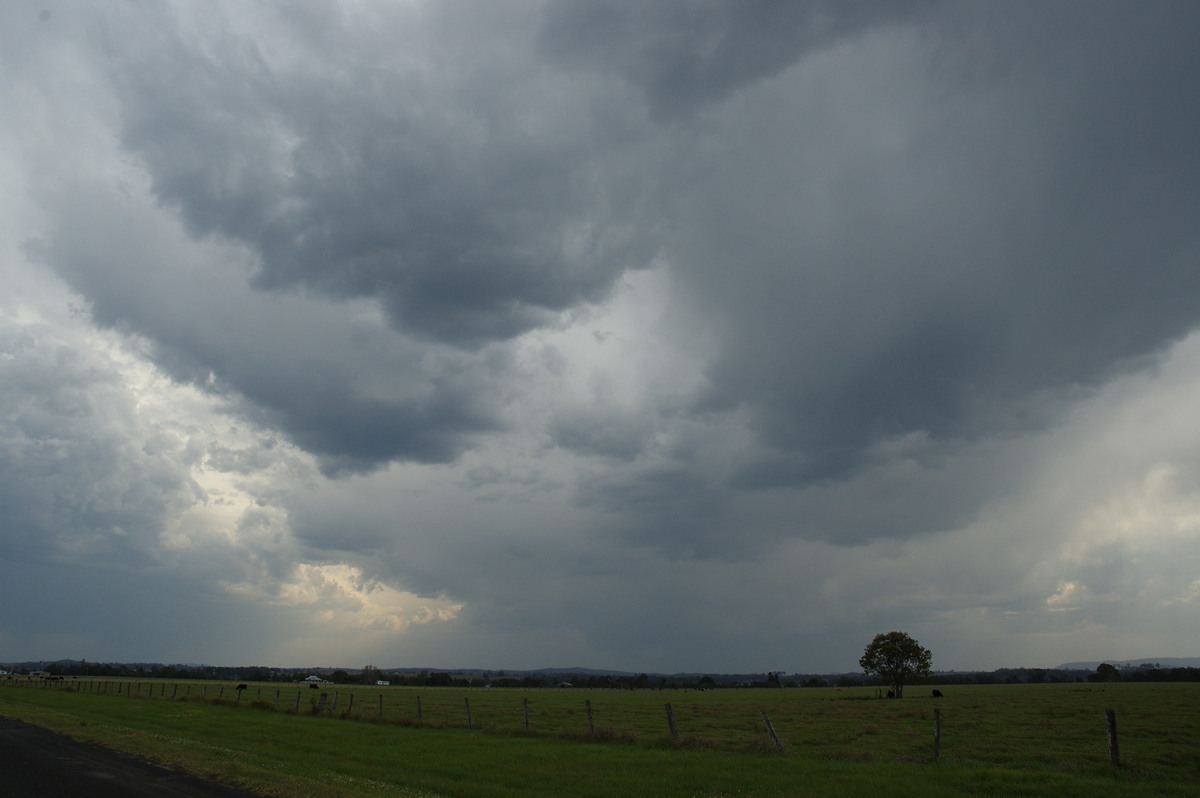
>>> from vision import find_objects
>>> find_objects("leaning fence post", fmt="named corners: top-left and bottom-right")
top-left (523, 697), bottom-right (530, 730)
top-left (465, 697), bottom-right (473, 729)
top-left (933, 708), bottom-right (941, 760)
top-left (665, 703), bottom-right (679, 740)
top-left (760, 710), bottom-right (784, 752)
top-left (586, 699), bottom-right (595, 734)
top-left (1106, 709), bottom-right (1120, 766)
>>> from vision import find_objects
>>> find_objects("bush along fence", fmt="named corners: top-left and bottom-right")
top-left (0, 677), bottom-right (1151, 769)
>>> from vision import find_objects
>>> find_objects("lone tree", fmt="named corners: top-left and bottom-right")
top-left (859, 631), bottom-right (932, 698)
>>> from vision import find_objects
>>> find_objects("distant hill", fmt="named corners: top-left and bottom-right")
top-left (1056, 657), bottom-right (1200, 670)
top-left (380, 666), bottom-right (641, 677)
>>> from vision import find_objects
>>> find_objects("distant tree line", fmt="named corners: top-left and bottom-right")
top-left (2, 661), bottom-right (295, 682)
top-left (1104, 666), bottom-right (1200, 683)
top-left (8, 660), bottom-right (1200, 687)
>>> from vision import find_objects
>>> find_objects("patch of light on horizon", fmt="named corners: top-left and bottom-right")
top-left (224, 562), bottom-right (464, 633)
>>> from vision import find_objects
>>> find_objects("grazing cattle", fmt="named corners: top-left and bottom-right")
top-left (932, 689), bottom-right (944, 698)
top-left (235, 683), bottom-right (248, 692)
top-left (886, 690), bottom-right (895, 699)
top-left (309, 683), bottom-right (320, 690)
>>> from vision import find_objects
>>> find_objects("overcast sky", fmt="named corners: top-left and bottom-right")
top-left (3, 1), bottom-right (1200, 674)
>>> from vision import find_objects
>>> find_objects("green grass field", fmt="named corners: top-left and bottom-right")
top-left (2, 679), bottom-right (1198, 796)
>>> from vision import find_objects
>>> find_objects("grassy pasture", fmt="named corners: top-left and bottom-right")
top-left (2, 679), bottom-right (1199, 796)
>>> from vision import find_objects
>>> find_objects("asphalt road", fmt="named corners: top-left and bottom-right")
top-left (0, 716), bottom-right (262, 797)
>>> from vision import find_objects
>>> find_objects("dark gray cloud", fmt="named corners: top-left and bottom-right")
top-left (539, 0), bottom-right (939, 120)
top-left (668, 0), bottom-right (1200, 489)
top-left (111, 2), bottom-right (663, 348)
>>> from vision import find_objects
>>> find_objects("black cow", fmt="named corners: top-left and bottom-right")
top-left (886, 690), bottom-right (895, 699)
top-left (235, 683), bottom-right (248, 692)
top-left (309, 683), bottom-right (320, 690)
top-left (932, 689), bottom-right (944, 698)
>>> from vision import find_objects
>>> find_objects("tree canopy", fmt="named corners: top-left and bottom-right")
top-left (859, 631), bottom-right (932, 698)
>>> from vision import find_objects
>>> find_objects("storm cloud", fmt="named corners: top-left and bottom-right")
top-left (2, 0), bottom-right (1199, 672)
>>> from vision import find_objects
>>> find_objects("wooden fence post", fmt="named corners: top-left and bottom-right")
top-left (760, 710), bottom-right (784, 752)
top-left (378, 694), bottom-right (383, 718)
top-left (933, 708), bottom-right (941, 760)
top-left (465, 697), bottom-right (473, 729)
top-left (523, 697), bottom-right (530, 730)
top-left (1106, 709), bottom-right (1120, 766)
top-left (331, 692), bottom-right (339, 713)
top-left (665, 703), bottom-right (679, 740)
top-left (295, 691), bottom-right (301, 712)
top-left (417, 695), bottom-right (423, 724)
top-left (347, 693), bottom-right (355, 715)
top-left (586, 699), bottom-right (595, 734)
